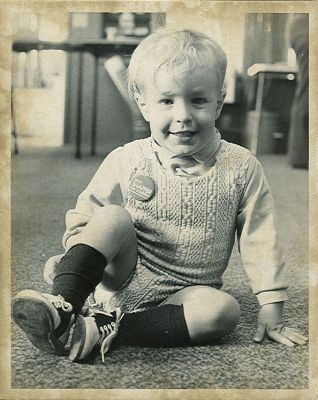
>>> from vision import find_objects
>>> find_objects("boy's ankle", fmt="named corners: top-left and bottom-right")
top-left (54, 305), bottom-right (76, 338)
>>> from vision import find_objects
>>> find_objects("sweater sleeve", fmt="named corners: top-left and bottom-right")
top-left (236, 156), bottom-right (289, 306)
top-left (62, 147), bottom-right (127, 250)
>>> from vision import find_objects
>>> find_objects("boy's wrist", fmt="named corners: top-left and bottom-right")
top-left (256, 289), bottom-right (288, 306)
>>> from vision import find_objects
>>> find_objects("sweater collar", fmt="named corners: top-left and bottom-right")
top-left (151, 128), bottom-right (221, 177)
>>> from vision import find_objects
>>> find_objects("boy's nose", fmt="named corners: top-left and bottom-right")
top-left (174, 101), bottom-right (192, 123)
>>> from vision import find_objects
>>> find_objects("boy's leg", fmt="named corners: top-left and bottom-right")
top-left (70, 285), bottom-right (240, 362)
top-left (162, 285), bottom-right (240, 343)
top-left (52, 205), bottom-right (138, 310)
top-left (12, 205), bottom-right (137, 354)
top-left (116, 285), bottom-right (240, 345)
top-left (65, 205), bottom-right (138, 292)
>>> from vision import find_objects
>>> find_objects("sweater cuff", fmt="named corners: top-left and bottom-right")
top-left (256, 289), bottom-right (288, 306)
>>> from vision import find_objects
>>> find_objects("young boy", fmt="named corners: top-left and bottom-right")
top-left (12, 28), bottom-right (308, 363)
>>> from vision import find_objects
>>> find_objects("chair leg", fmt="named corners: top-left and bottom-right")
top-left (11, 90), bottom-right (19, 155)
top-left (12, 130), bottom-right (19, 155)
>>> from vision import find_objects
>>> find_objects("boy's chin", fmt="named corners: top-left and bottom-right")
top-left (152, 136), bottom-right (202, 157)
top-left (166, 146), bottom-right (199, 157)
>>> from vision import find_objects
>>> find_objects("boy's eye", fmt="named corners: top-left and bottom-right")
top-left (159, 98), bottom-right (173, 105)
top-left (192, 97), bottom-right (207, 105)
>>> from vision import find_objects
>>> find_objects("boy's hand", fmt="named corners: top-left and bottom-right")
top-left (253, 302), bottom-right (308, 346)
top-left (43, 254), bottom-right (64, 285)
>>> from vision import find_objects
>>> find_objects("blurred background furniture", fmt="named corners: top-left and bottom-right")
top-left (246, 63), bottom-right (297, 155)
top-left (11, 11), bottom-right (307, 159)
top-left (12, 38), bottom-right (143, 158)
top-left (286, 14), bottom-right (309, 168)
top-left (11, 12), bottom-right (164, 157)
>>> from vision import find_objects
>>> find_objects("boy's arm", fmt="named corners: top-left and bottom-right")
top-left (236, 156), bottom-right (308, 346)
top-left (237, 156), bottom-right (288, 305)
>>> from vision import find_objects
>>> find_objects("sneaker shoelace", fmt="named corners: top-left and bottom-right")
top-left (88, 305), bottom-right (123, 362)
top-left (99, 317), bottom-right (118, 362)
top-left (52, 295), bottom-right (73, 312)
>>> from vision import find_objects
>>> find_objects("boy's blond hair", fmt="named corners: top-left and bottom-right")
top-left (128, 28), bottom-right (227, 98)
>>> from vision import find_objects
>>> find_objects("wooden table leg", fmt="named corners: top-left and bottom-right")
top-left (90, 55), bottom-right (99, 156)
top-left (75, 51), bottom-right (84, 159)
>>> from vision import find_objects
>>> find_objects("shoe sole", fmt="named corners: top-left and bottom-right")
top-left (68, 315), bottom-right (86, 361)
top-left (12, 294), bottom-right (66, 355)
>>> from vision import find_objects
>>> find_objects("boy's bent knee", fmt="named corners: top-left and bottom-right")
top-left (211, 294), bottom-right (240, 336)
top-left (182, 287), bottom-right (240, 343)
top-left (67, 205), bottom-right (136, 263)
top-left (94, 205), bottom-right (133, 226)
top-left (91, 206), bottom-right (135, 238)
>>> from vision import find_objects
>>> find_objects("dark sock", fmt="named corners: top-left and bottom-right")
top-left (116, 304), bottom-right (190, 347)
top-left (52, 244), bottom-right (107, 314)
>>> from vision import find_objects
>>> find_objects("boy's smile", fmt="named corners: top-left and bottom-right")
top-left (135, 66), bottom-right (226, 157)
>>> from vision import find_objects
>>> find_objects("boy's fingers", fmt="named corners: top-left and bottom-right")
top-left (287, 336), bottom-right (307, 345)
top-left (267, 330), bottom-right (295, 347)
top-left (280, 328), bottom-right (308, 345)
top-left (293, 332), bottom-right (308, 342)
top-left (285, 328), bottom-right (308, 342)
top-left (253, 322), bottom-right (266, 343)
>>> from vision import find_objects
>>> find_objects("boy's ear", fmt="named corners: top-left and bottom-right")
top-left (134, 93), bottom-right (150, 122)
top-left (215, 89), bottom-right (227, 120)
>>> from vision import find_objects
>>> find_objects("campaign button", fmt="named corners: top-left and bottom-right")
top-left (129, 175), bottom-right (155, 201)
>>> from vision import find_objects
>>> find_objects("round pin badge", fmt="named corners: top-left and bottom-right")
top-left (129, 175), bottom-right (155, 201)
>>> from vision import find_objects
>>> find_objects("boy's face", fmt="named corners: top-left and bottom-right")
top-left (135, 65), bottom-right (226, 156)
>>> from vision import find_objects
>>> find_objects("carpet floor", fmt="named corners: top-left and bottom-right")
top-left (11, 146), bottom-right (309, 389)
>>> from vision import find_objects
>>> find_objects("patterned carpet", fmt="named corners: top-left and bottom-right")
top-left (11, 146), bottom-right (309, 389)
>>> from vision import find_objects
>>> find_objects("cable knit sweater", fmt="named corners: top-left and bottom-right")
top-left (63, 137), bottom-right (288, 306)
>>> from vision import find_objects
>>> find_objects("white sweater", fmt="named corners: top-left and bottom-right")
top-left (63, 137), bottom-right (288, 306)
